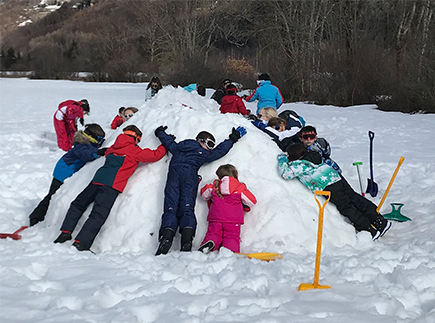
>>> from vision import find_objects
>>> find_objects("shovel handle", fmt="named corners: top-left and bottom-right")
top-left (376, 157), bottom-right (405, 213)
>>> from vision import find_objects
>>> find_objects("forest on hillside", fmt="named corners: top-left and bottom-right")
top-left (1, 0), bottom-right (434, 113)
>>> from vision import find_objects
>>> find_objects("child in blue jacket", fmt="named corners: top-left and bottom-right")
top-left (29, 124), bottom-right (106, 226)
top-left (244, 73), bottom-right (283, 114)
top-left (154, 125), bottom-right (247, 255)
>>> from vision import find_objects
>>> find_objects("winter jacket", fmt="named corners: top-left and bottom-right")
top-left (200, 176), bottom-right (257, 224)
top-left (252, 120), bottom-right (300, 152)
top-left (53, 131), bottom-right (101, 183)
top-left (245, 81), bottom-right (284, 114)
top-left (277, 152), bottom-right (342, 192)
top-left (92, 134), bottom-right (166, 192)
top-left (307, 138), bottom-right (341, 173)
top-left (145, 87), bottom-right (159, 101)
top-left (211, 87), bottom-right (226, 104)
top-left (53, 100), bottom-right (84, 151)
top-left (157, 132), bottom-right (234, 172)
top-left (183, 83), bottom-right (197, 92)
top-left (110, 115), bottom-right (124, 129)
top-left (219, 95), bottom-right (249, 115)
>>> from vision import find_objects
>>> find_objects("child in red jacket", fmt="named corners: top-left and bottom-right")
top-left (198, 164), bottom-right (257, 253)
top-left (219, 85), bottom-right (250, 116)
top-left (54, 125), bottom-right (167, 251)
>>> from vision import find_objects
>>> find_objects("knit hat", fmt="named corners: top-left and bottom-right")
top-left (258, 73), bottom-right (271, 81)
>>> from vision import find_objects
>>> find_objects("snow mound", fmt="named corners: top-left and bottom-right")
top-left (44, 86), bottom-right (357, 253)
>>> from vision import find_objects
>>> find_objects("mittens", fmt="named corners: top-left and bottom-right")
top-left (154, 125), bottom-right (168, 137)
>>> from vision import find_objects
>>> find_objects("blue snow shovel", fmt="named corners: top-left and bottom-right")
top-left (366, 131), bottom-right (378, 197)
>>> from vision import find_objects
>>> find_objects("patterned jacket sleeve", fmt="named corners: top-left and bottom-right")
top-left (200, 182), bottom-right (215, 201)
top-left (277, 154), bottom-right (297, 180)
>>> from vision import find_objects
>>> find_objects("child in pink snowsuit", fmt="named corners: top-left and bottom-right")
top-left (198, 164), bottom-right (257, 253)
top-left (54, 99), bottom-right (90, 151)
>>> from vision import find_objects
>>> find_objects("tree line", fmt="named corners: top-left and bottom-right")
top-left (1, 0), bottom-right (434, 113)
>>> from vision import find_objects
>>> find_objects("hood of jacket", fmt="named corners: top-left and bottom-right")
top-left (106, 134), bottom-right (137, 156)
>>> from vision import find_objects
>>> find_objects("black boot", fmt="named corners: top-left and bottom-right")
top-left (372, 215), bottom-right (392, 238)
top-left (72, 240), bottom-right (89, 251)
top-left (155, 228), bottom-right (175, 256)
top-left (180, 227), bottom-right (195, 252)
top-left (54, 231), bottom-right (72, 244)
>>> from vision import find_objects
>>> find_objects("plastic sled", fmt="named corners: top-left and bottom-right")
top-left (237, 252), bottom-right (283, 262)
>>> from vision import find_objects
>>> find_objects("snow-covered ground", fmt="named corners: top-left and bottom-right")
top-left (0, 78), bottom-right (434, 322)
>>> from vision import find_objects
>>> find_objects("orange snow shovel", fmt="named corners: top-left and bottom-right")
top-left (237, 252), bottom-right (283, 262)
top-left (0, 226), bottom-right (28, 240)
top-left (376, 156), bottom-right (405, 213)
top-left (298, 191), bottom-right (331, 291)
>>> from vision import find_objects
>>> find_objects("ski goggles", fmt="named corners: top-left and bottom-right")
top-left (123, 114), bottom-right (134, 119)
top-left (301, 133), bottom-right (317, 140)
top-left (83, 132), bottom-right (104, 145)
top-left (198, 138), bottom-right (215, 150)
top-left (124, 130), bottom-right (141, 142)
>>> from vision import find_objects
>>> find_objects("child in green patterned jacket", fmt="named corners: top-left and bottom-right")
top-left (277, 143), bottom-right (391, 240)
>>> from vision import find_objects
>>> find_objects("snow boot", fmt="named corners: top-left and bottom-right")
top-left (72, 240), bottom-right (89, 251)
top-left (54, 230), bottom-right (72, 243)
top-left (368, 225), bottom-right (380, 241)
top-left (180, 227), bottom-right (195, 252)
top-left (372, 215), bottom-right (392, 238)
top-left (155, 228), bottom-right (175, 256)
top-left (198, 240), bottom-right (215, 254)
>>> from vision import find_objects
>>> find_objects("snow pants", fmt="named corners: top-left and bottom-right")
top-left (159, 165), bottom-right (200, 236)
top-left (201, 222), bottom-right (242, 253)
top-left (60, 183), bottom-right (119, 249)
top-left (54, 116), bottom-right (74, 151)
top-left (325, 180), bottom-right (378, 232)
top-left (29, 177), bottom-right (63, 226)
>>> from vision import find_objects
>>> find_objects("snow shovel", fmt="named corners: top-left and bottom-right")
top-left (376, 156), bottom-right (406, 214)
top-left (366, 131), bottom-right (378, 197)
top-left (352, 162), bottom-right (365, 197)
top-left (298, 191), bottom-right (331, 291)
top-left (237, 252), bottom-right (283, 262)
top-left (0, 226), bottom-right (28, 240)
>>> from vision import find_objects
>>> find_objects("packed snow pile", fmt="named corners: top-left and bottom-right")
top-left (45, 86), bottom-right (356, 254)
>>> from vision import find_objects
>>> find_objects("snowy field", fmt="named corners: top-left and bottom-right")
top-left (0, 78), bottom-right (434, 322)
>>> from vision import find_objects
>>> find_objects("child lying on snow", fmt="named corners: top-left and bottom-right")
top-left (277, 143), bottom-right (391, 240)
top-left (54, 125), bottom-right (166, 251)
top-left (29, 124), bottom-right (106, 227)
top-left (154, 125), bottom-right (247, 256)
top-left (198, 164), bottom-right (257, 254)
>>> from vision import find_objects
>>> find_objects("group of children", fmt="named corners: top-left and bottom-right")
top-left (38, 74), bottom-right (391, 254)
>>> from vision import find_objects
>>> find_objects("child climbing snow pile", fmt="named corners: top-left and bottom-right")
top-left (198, 164), bottom-right (257, 254)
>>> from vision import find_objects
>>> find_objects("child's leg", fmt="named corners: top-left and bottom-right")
top-left (326, 181), bottom-right (371, 232)
top-left (60, 183), bottom-right (99, 233)
top-left (221, 223), bottom-right (241, 253)
top-left (200, 222), bottom-right (224, 250)
top-left (159, 169), bottom-right (180, 235)
top-left (74, 186), bottom-right (119, 249)
top-left (177, 170), bottom-right (200, 233)
top-left (29, 178), bottom-right (63, 226)
top-left (54, 117), bottom-right (72, 151)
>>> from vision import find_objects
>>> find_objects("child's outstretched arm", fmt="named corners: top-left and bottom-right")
top-left (205, 127), bottom-right (247, 163)
top-left (277, 153), bottom-right (297, 180)
top-left (155, 126), bottom-right (177, 152)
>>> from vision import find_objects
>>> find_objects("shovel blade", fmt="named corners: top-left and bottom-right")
top-left (366, 179), bottom-right (378, 197)
top-left (237, 252), bottom-right (283, 262)
top-left (298, 283), bottom-right (331, 291)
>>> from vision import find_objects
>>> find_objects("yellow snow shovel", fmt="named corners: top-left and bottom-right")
top-left (298, 191), bottom-right (331, 291)
top-left (237, 252), bottom-right (283, 262)
top-left (376, 156), bottom-right (405, 213)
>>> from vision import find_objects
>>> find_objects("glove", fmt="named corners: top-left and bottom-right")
top-left (228, 126), bottom-right (247, 143)
top-left (242, 95), bottom-right (248, 100)
top-left (79, 118), bottom-right (84, 126)
top-left (97, 148), bottom-right (107, 156)
top-left (246, 114), bottom-right (258, 121)
top-left (251, 120), bottom-right (266, 130)
top-left (154, 125), bottom-right (168, 137)
top-left (168, 134), bottom-right (176, 141)
top-left (277, 153), bottom-right (288, 163)
top-left (242, 204), bottom-right (251, 212)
